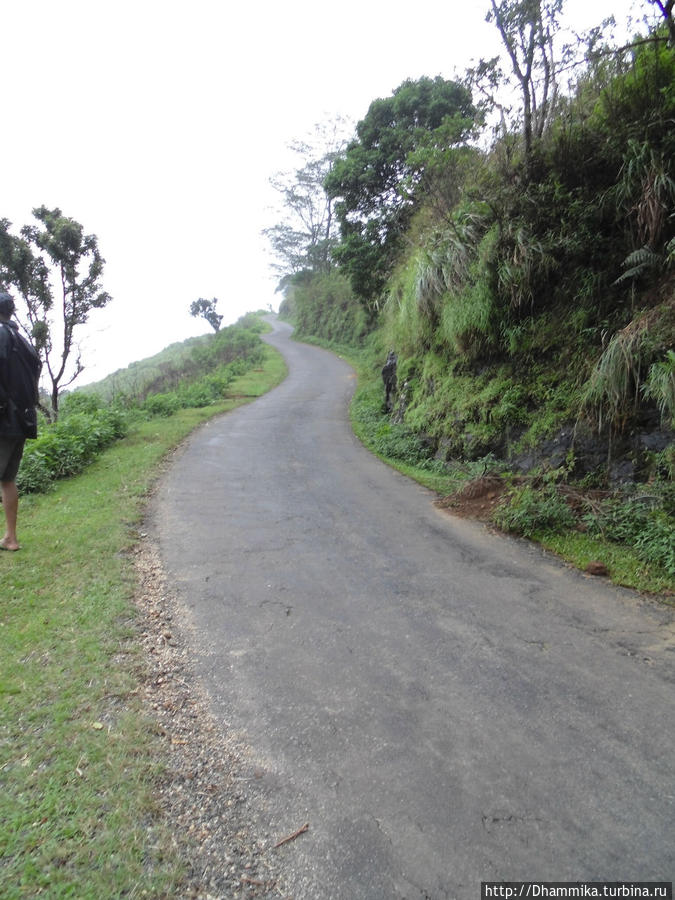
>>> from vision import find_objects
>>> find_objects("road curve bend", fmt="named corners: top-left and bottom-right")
top-left (151, 317), bottom-right (675, 900)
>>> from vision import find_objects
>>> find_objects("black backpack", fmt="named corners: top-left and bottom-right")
top-left (0, 323), bottom-right (41, 439)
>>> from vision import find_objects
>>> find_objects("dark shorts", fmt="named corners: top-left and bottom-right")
top-left (0, 436), bottom-right (25, 482)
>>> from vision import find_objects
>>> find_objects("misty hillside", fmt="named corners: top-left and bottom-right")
top-left (272, 3), bottom-right (675, 587)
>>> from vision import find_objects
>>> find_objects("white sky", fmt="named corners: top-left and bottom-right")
top-left (1, 0), bottom-right (644, 385)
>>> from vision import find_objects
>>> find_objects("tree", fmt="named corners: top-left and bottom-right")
top-left (649, 0), bottom-right (675, 44)
top-left (481, 0), bottom-right (564, 171)
top-left (190, 297), bottom-right (222, 332)
top-left (324, 76), bottom-right (476, 306)
top-left (472, 1), bottom-right (674, 175)
top-left (0, 206), bottom-right (111, 417)
top-left (263, 118), bottom-right (350, 278)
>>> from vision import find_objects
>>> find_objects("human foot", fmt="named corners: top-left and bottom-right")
top-left (0, 538), bottom-right (20, 551)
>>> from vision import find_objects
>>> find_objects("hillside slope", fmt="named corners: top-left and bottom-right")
top-left (277, 25), bottom-right (674, 594)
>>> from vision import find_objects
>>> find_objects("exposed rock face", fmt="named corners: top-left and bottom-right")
top-left (508, 423), bottom-right (604, 477)
top-left (510, 420), bottom-right (674, 484)
top-left (391, 379), bottom-right (410, 425)
top-left (427, 415), bottom-right (673, 484)
top-left (386, 367), bottom-right (672, 485)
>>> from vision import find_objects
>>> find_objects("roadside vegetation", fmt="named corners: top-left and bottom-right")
top-left (16, 314), bottom-right (268, 495)
top-left (0, 316), bottom-right (287, 897)
top-left (269, 2), bottom-right (674, 597)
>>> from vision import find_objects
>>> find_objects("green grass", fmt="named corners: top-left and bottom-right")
top-left (537, 529), bottom-right (675, 598)
top-left (0, 343), bottom-right (287, 898)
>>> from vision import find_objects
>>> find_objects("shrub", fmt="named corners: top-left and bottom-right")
top-left (16, 449), bottom-right (54, 494)
top-left (143, 392), bottom-right (181, 417)
top-left (372, 422), bottom-right (438, 468)
top-left (582, 488), bottom-right (675, 575)
top-left (494, 485), bottom-right (575, 537)
top-left (634, 513), bottom-right (675, 576)
top-left (17, 407), bottom-right (129, 494)
top-left (236, 313), bottom-right (266, 333)
top-left (60, 391), bottom-right (105, 415)
top-left (351, 382), bottom-right (447, 473)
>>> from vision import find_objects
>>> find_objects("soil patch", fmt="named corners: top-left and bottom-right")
top-left (435, 475), bottom-right (506, 521)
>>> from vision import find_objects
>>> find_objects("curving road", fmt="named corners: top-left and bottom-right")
top-left (151, 317), bottom-right (675, 899)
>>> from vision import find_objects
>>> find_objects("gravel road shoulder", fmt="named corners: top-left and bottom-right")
top-left (133, 537), bottom-right (289, 900)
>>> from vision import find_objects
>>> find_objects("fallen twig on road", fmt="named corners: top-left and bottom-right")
top-left (273, 822), bottom-right (309, 848)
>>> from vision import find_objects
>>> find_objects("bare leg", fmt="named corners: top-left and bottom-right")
top-left (1, 480), bottom-right (20, 550)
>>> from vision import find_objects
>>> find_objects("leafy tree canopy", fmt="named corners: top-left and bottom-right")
top-left (324, 76), bottom-right (477, 306)
top-left (0, 206), bottom-right (110, 416)
top-left (190, 297), bottom-right (223, 332)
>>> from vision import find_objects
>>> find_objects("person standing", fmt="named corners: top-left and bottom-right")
top-left (381, 350), bottom-right (398, 413)
top-left (0, 291), bottom-right (41, 551)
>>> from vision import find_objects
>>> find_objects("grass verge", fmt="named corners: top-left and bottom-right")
top-left (0, 343), bottom-right (287, 899)
top-left (536, 530), bottom-right (674, 598)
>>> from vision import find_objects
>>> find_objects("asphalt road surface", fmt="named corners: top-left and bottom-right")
top-left (151, 317), bottom-right (675, 899)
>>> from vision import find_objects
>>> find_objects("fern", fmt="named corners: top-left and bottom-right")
top-left (613, 245), bottom-right (664, 285)
top-left (580, 300), bottom-right (675, 432)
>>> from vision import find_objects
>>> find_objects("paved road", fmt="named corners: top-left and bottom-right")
top-left (151, 318), bottom-right (675, 899)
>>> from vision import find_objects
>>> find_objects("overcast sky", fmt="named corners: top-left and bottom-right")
top-left (2, 0), bottom-right (643, 385)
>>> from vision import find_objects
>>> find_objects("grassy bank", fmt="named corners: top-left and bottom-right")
top-left (0, 344), bottom-right (287, 898)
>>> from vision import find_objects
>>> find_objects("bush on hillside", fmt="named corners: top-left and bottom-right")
top-left (284, 270), bottom-right (370, 345)
top-left (142, 392), bottom-right (181, 417)
top-left (18, 407), bottom-right (128, 493)
top-left (81, 317), bottom-right (266, 404)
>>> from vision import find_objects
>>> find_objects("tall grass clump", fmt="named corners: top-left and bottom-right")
top-left (494, 485), bottom-right (576, 537)
top-left (580, 299), bottom-right (675, 432)
top-left (643, 350), bottom-right (675, 428)
top-left (440, 277), bottom-right (496, 356)
top-left (382, 254), bottom-right (430, 355)
top-left (417, 207), bottom-right (486, 299)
